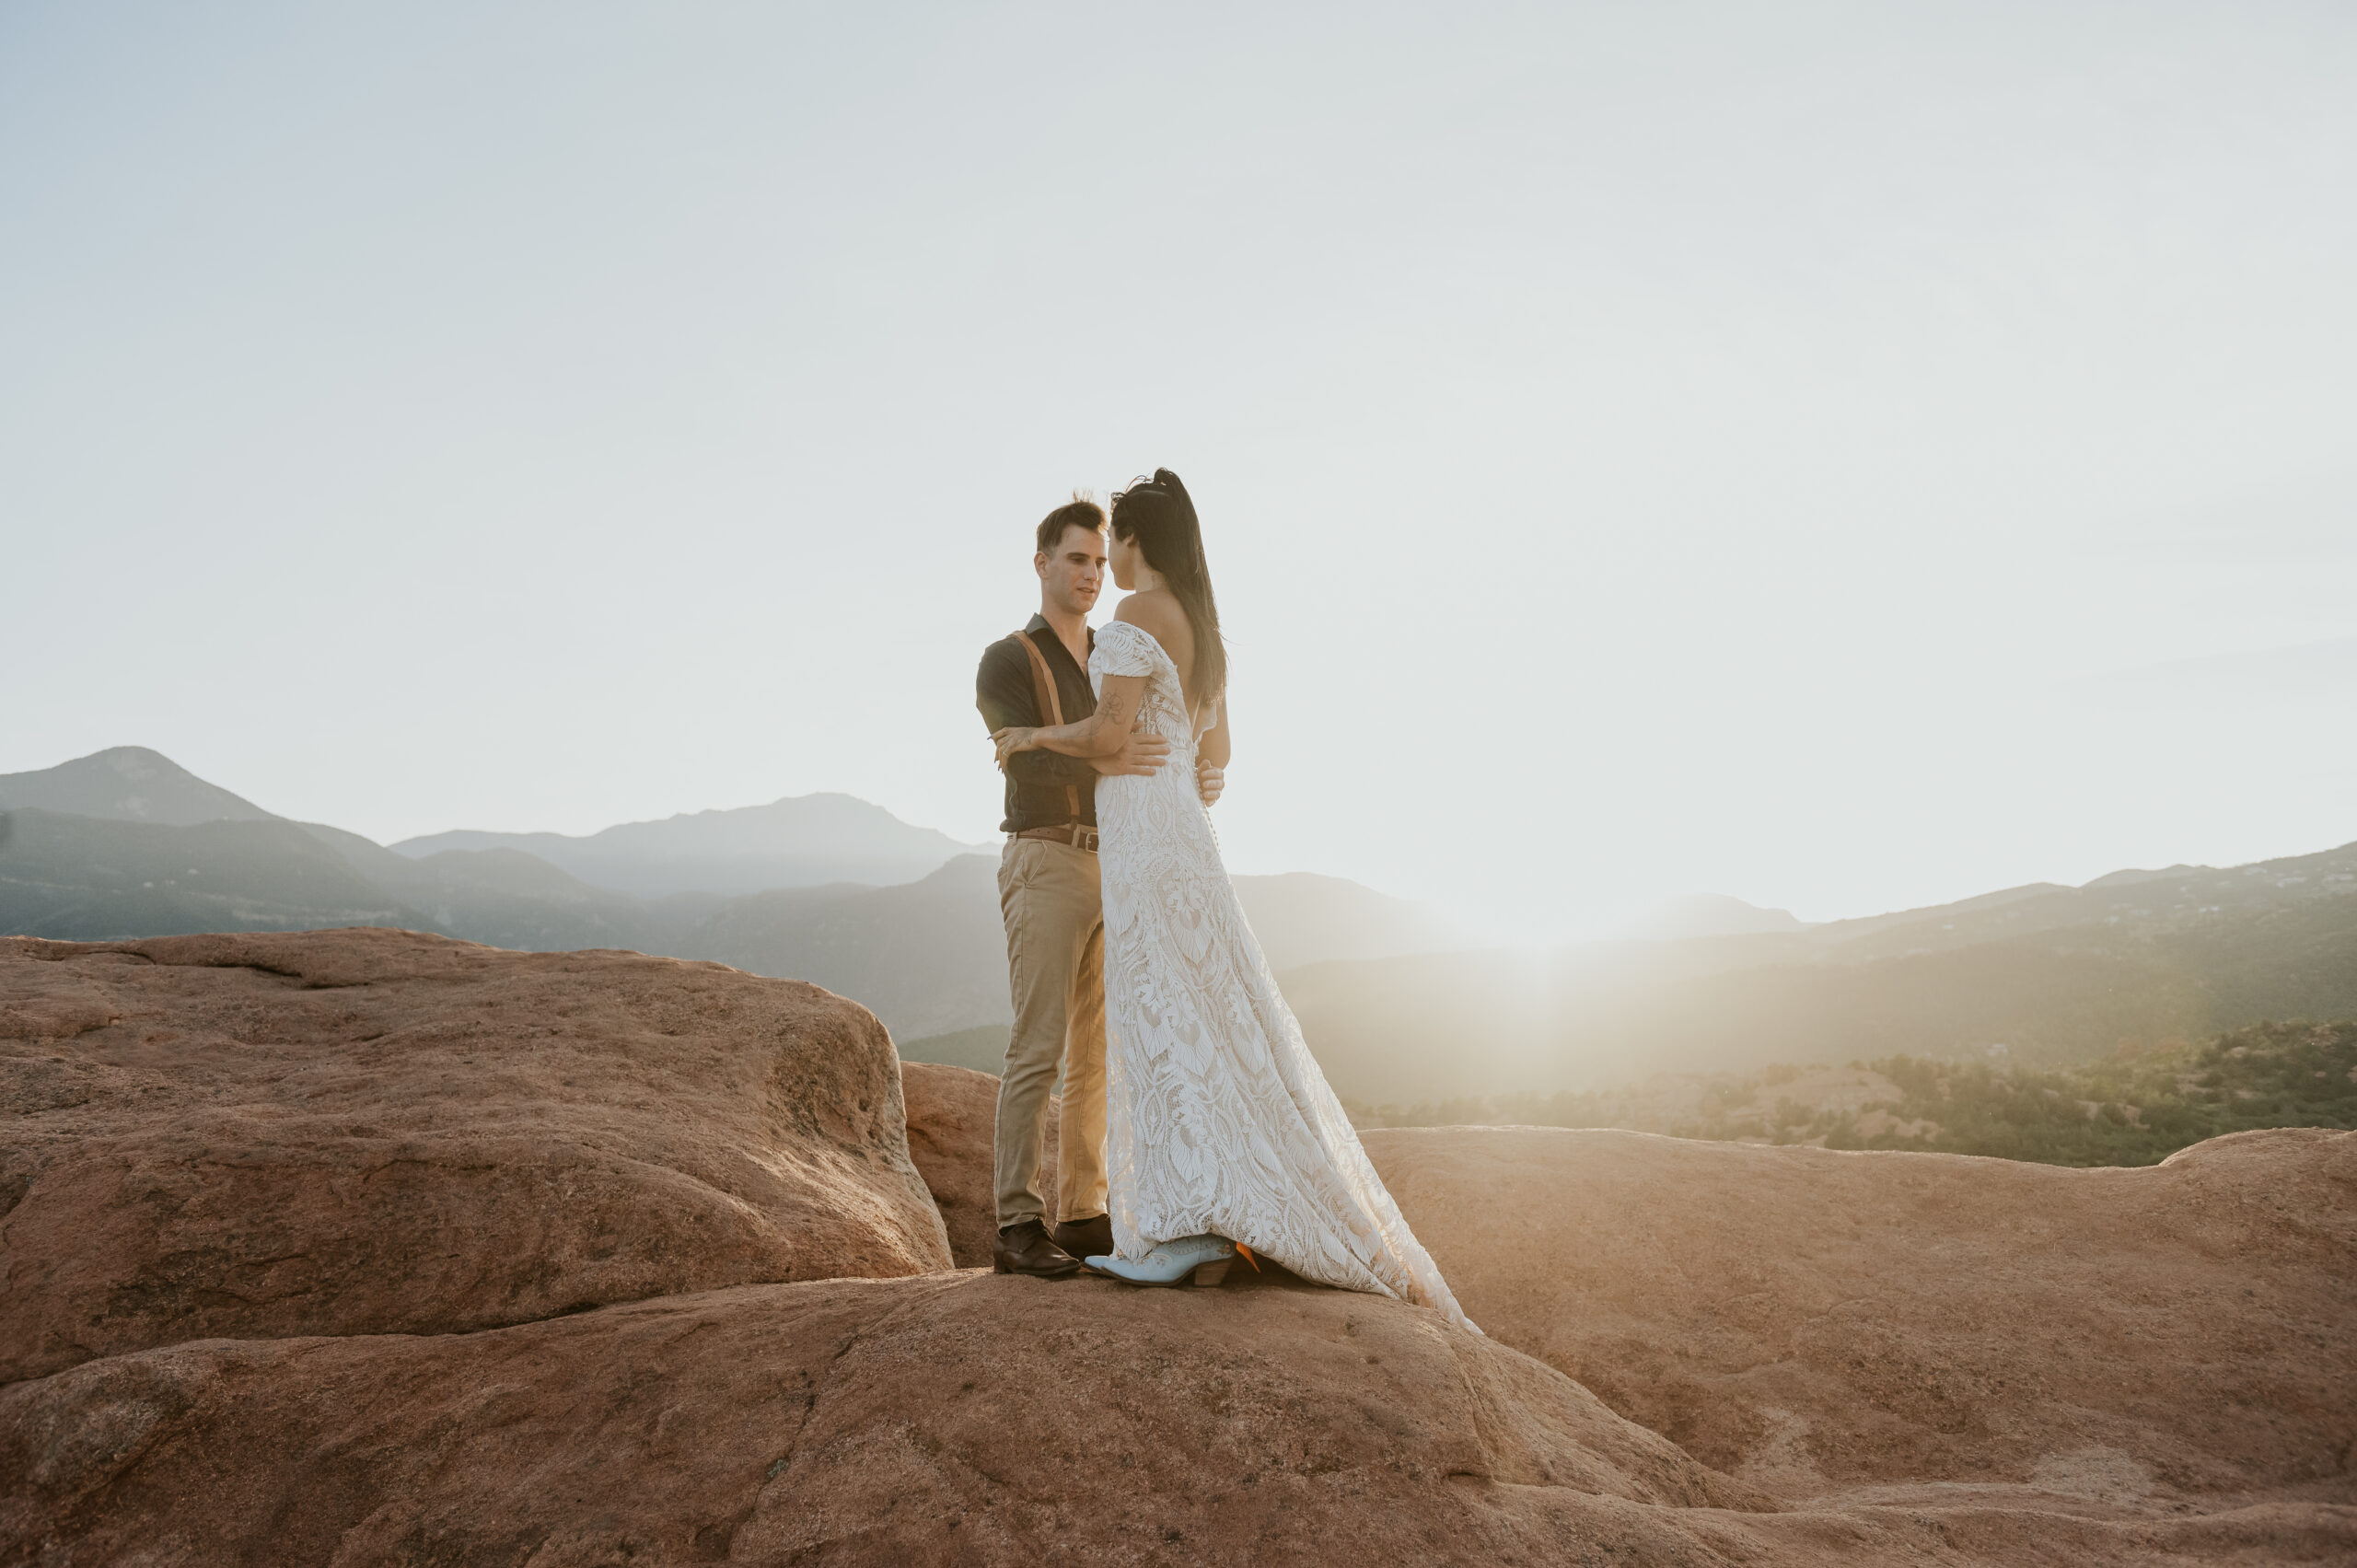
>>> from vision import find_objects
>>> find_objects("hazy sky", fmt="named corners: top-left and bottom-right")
top-left (6, 2), bottom-right (2353, 940)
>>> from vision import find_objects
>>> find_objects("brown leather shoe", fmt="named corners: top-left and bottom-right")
top-left (993, 1218), bottom-right (1081, 1278)
top-left (1052, 1213), bottom-right (1113, 1264)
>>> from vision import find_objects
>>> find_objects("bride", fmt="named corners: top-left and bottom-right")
top-left (993, 470), bottom-right (1475, 1333)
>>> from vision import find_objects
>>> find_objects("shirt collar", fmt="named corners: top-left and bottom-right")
top-left (1026, 614), bottom-right (1094, 651)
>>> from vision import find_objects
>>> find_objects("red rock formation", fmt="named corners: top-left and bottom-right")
top-left (7, 1269), bottom-right (2345, 1565)
top-left (0, 1272), bottom-right (1778, 1565)
top-left (1362, 1123), bottom-right (2357, 1512)
top-left (4, 929), bottom-right (2351, 1565)
top-left (885, 1059), bottom-right (2357, 1553)
top-left (0, 931), bottom-right (950, 1383)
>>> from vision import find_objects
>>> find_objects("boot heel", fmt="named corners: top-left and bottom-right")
top-left (1190, 1260), bottom-right (1231, 1288)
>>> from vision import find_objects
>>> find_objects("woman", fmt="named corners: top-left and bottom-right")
top-left (992, 470), bottom-right (1475, 1332)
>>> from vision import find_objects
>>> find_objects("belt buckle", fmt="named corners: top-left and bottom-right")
top-left (1076, 825), bottom-right (1097, 853)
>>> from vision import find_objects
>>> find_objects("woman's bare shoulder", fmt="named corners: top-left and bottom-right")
top-left (1112, 591), bottom-right (1190, 639)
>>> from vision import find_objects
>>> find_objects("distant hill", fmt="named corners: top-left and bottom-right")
top-left (683, 856), bottom-right (1012, 1040)
top-left (0, 749), bottom-right (1466, 1048)
top-left (1287, 842), bottom-right (2357, 1102)
top-left (894, 1024), bottom-right (1016, 1074)
top-left (0, 747), bottom-right (280, 826)
top-left (0, 808), bottom-right (418, 937)
top-left (1351, 1019), bottom-right (2357, 1169)
top-left (1, 810), bottom-right (1463, 1041)
top-left (392, 794), bottom-right (990, 897)
top-left (1629, 893), bottom-right (1810, 941)
top-left (13, 747), bottom-right (2346, 1100)
top-left (1227, 872), bottom-right (1461, 971)
top-left (677, 858), bottom-right (1457, 1040)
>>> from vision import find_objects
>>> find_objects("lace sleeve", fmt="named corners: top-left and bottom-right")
top-left (1091, 620), bottom-right (1163, 679)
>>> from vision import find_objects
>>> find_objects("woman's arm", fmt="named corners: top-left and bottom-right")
top-left (1193, 697), bottom-right (1229, 807)
top-left (993, 676), bottom-right (1147, 764)
top-left (1198, 697), bottom-right (1229, 770)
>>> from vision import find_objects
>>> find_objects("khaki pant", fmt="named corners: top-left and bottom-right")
top-left (993, 837), bottom-right (1109, 1229)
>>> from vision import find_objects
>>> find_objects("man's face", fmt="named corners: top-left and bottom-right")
top-left (1036, 524), bottom-right (1107, 616)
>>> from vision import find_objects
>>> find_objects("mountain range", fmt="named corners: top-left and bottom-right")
top-left (0, 746), bottom-right (281, 826)
top-left (6, 746), bottom-right (2351, 1100)
top-left (390, 796), bottom-right (986, 897)
top-left (0, 749), bottom-right (1463, 1053)
top-left (1286, 844), bottom-right (2357, 1102)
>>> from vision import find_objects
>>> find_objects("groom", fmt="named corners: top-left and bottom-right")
top-left (974, 496), bottom-right (1225, 1277)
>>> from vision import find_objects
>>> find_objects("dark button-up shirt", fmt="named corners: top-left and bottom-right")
top-left (976, 615), bottom-right (1099, 832)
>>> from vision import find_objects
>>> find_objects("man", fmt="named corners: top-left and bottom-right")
top-left (974, 496), bottom-right (1225, 1277)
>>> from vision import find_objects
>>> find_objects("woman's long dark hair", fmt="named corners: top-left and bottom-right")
top-left (1110, 469), bottom-right (1225, 702)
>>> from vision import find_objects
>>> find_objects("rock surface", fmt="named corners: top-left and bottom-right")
top-left (0, 931), bottom-right (950, 1384)
top-left (3, 927), bottom-right (2351, 1566)
top-left (0, 1272), bottom-right (1775, 1566)
top-left (1362, 1123), bottom-right (2357, 1512)
top-left (7, 1271), bottom-right (2347, 1566)
top-left (900, 1061), bottom-right (1057, 1268)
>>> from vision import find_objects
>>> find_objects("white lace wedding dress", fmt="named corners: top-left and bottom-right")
top-left (1089, 620), bottom-right (1477, 1332)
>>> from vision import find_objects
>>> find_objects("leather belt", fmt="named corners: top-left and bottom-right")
top-left (1013, 823), bottom-right (1098, 854)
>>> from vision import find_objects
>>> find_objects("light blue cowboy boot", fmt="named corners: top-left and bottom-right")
top-left (1087, 1234), bottom-right (1238, 1288)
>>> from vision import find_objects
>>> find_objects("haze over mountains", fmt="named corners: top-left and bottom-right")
top-left (0, 749), bottom-right (1466, 1052)
top-left (1627, 893), bottom-right (1811, 941)
top-left (5, 746), bottom-right (2350, 1098)
top-left (0, 746), bottom-right (280, 827)
top-left (1289, 844), bottom-right (2357, 1102)
top-left (392, 796), bottom-right (986, 898)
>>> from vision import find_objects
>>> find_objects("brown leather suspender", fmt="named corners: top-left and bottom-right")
top-left (1014, 630), bottom-right (1082, 821)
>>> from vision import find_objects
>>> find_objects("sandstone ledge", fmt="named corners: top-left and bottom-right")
top-left (6, 1271), bottom-right (2349, 1567)
top-left (1363, 1122), bottom-right (2357, 1510)
top-left (5, 929), bottom-right (2351, 1566)
top-left (0, 930), bottom-right (951, 1384)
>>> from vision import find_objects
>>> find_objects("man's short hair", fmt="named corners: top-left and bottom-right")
top-left (1036, 495), bottom-right (1108, 556)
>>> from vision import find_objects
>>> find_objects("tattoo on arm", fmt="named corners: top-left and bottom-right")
top-left (1094, 679), bottom-right (1144, 737)
top-left (1019, 676), bottom-right (1151, 756)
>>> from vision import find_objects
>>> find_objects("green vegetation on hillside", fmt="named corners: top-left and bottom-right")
top-left (1348, 1019), bottom-right (2357, 1167)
